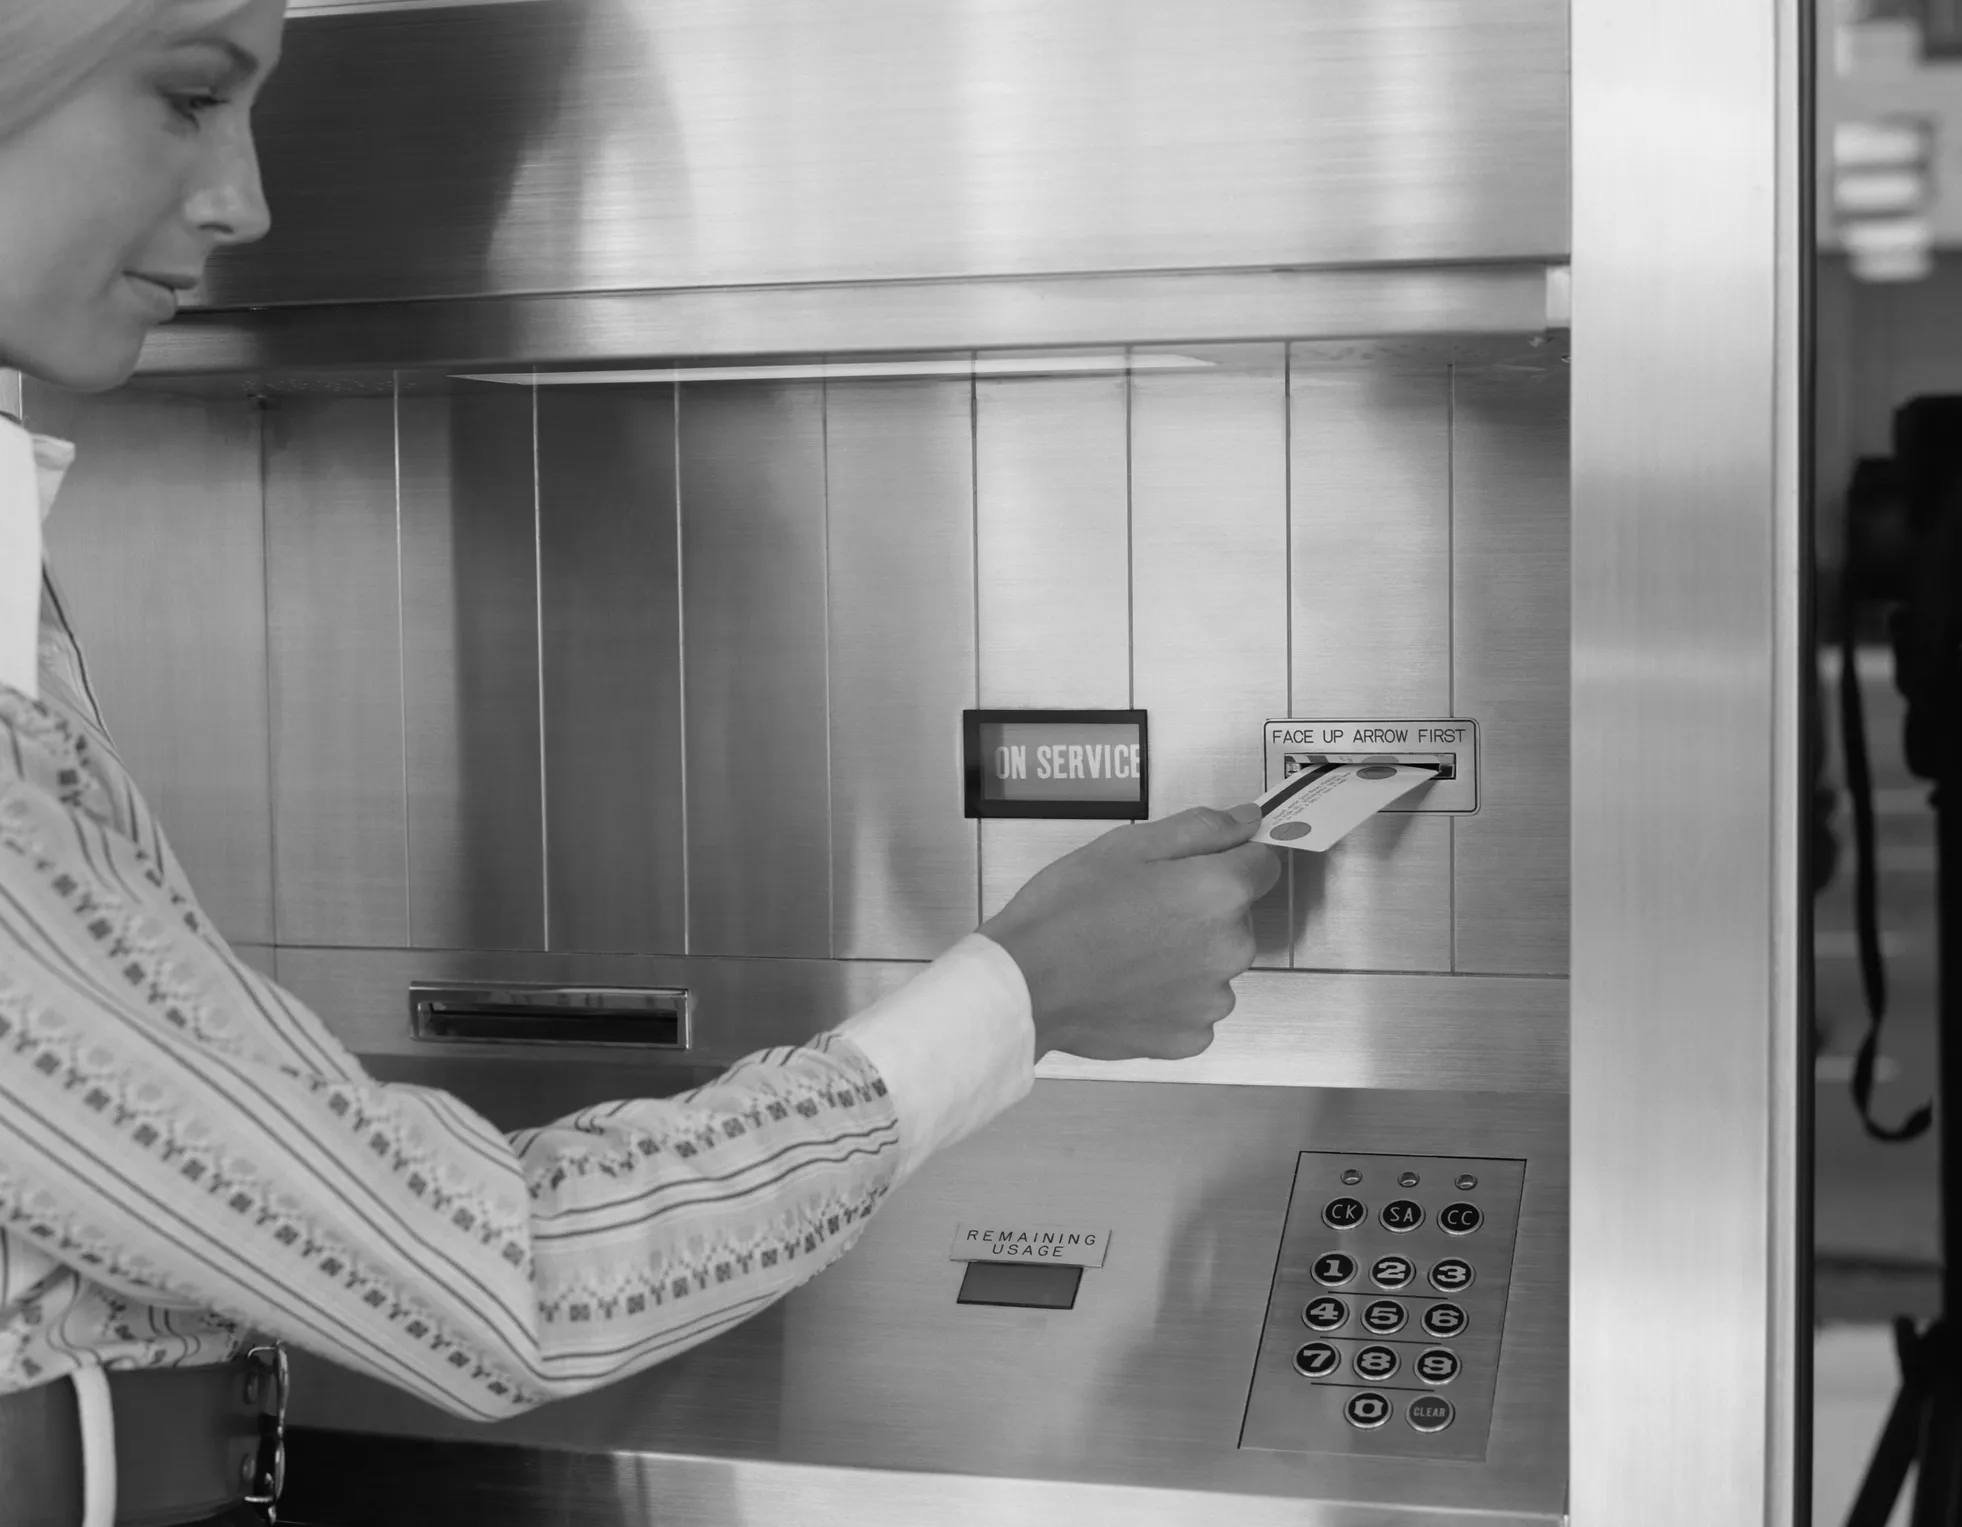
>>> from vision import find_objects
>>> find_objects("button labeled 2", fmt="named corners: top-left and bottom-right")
top-left (1371, 1255), bottom-right (1415, 1289)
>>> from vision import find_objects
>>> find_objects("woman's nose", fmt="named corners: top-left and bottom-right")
top-left (186, 117), bottom-right (273, 249)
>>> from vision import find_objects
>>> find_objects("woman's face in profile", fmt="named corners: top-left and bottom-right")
top-left (0, 0), bottom-right (286, 393)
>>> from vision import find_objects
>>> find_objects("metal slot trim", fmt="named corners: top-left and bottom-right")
top-left (410, 982), bottom-right (691, 1049)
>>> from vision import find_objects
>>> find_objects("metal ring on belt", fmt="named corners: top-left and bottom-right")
top-left (0, 1345), bottom-right (287, 1527)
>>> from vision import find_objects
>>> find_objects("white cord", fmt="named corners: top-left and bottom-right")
top-left (70, 1367), bottom-right (116, 1527)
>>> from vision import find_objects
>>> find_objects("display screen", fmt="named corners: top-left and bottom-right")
top-left (962, 710), bottom-right (1148, 819)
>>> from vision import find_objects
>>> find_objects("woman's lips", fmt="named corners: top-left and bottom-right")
top-left (123, 274), bottom-right (184, 320)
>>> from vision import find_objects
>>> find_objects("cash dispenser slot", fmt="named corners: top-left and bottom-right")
top-left (1284, 751), bottom-right (1458, 781)
top-left (409, 983), bottom-right (691, 1048)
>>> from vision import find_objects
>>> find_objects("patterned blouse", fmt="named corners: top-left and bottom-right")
top-left (0, 417), bottom-right (1033, 1420)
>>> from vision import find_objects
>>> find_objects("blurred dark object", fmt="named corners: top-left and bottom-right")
top-left (1863, 0), bottom-right (1962, 57)
top-left (1842, 395), bottom-right (1962, 1525)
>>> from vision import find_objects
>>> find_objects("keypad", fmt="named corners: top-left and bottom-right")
top-left (1240, 1152), bottom-right (1526, 1463)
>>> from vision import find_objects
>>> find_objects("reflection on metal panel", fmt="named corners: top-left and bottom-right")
top-left (975, 374), bottom-right (1129, 924)
top-left (263, 398), bottom-right (409, 946)
top-left (680, 385), bottom-right (831, 958)
top-left (825, 380), bottom-right (979, 959)
top-left (274, 946), bottom-right (918, 1065)
top-left (1451, 363), bottom-right (1570, 975)
top-left (283, 1083), bottom-right (1565, 1522)
top-left (1129, 346), bottom-right (1291, 965)
top-left (398, 389), bottom-right (545, 950)
top-left (207, 0), bottom-right (1566, 307)
top-left (29, 387), bottom-right (274, 946)
top-left (536, 386), bottom-right (685, 954)
top-left (1287, 360), bottom-right (1453, 971)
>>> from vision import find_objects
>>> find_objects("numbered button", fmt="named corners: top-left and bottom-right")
top-left (1353, 1344), bottom-right (1400, 1381)
top-left (1415, 1348), bottom-right (1461, 1386)
top-left (1344, 1392), bottom-right (1393, 1430)
top-left (1360, 1299), bottom-right (1408, 1336)
top-left (1371, 1255), bottom-right (1415, 1289)
top-left (1422, 1302), bottom-right (1469, 1339)
top-left (1312, 1252), bottom-right (1358, 1287)
top-left (1381, 1199), bottom-right (1425, 1233)
top-left (1440, 1201), bottom-right (1484, 1236)
top-left (1323, 1197), bottom-right (1367, 1230)
top-left (1408, 1394), bottom-right (1455, 1433)
top-left (1429, 1258), bottom-right (1475, 1294)
top-left (1293, 1342), bottom-right (1340, 1378)
top-left (1303, 1297), bottom-right (1350, 1332)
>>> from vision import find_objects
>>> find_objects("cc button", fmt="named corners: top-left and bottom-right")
top-left (1440, 1201), bottom-right (1484, 1235)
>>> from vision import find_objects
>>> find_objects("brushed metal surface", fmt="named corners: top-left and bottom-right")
top-left (203, 0), bottom-right (1564, 308)
top-left (1570, 0), bottom-right (1805, 1517)
top-left (1129, 346), bottom-right (1292, 965)
top-left (398, 388), bottom-right (546, 949)
top-left (262, 397), bottom-right (410, 947)
top-left (274, 946), bottom-right (1565, 1093)
top-left (679, 385), bottom-right (832, 958)
top-left (535, 385), bottom-right (686, 954)
top-left (1450, 363), bottom-right (1569, 976)
top-left (824, 379), bottom-right (980, 960)
top-left (975, 373), bottom-right (1131, 921)
top-left (1287, 359), bottom-right (1453, 973)
top-left (26, 386), bottom-right (274, 947)
top-left (142, 266), bottom-right (1564, 378)
top-left (285, 1083), bottom-right (1564, 1519)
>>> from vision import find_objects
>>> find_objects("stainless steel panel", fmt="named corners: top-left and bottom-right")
top-left (274, 946), bottom-right (918, 1066)
top-left (204, 0), bottom-right (1565, 308)
top-left (679, 385), bottom-right (831, 958)
top-left (263, 397), bottom-right (409, 946)
top-left (280, 945), bottom-right (1565, 1093)
top-left (1130, 346), bottom-right (1292, 965)
top-left (234, 945), bottom-right (278, 981)
top-left (27, 386), bottom-right (274, 947)
top-left (397, 388), bottom-right (545, 950)
top-left (825, 380), bottom-right (979, 960)
top-left (1287, 360), bottom-right (1453, 972)
top-left (974, 374), bottom-right (1130, 922)
top-left (535, 385), bottom-right (685, 954)
top-left (1570, 0), bottom-right (1805, 1517)
top-left (284, 1084), bottom-right (1565, 1521)
top-left (1450, 362), bottom-right (1570, 975)
top-left (143, 266), bottom-right (1564, 378)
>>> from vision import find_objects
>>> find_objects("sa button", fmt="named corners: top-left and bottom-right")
top-left (1440, 1202), bottom-right (1484, 1236)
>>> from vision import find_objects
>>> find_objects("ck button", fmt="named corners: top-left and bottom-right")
top-left (1408, 1395), bottom-right (1455, 1433)
top-left (1303, 1297), bottom-right (1349, 1332)
top-left (1344, 1392), bottom-right (1393, 1430)
top-left (1380, 1199), bottom-right (1424, 1233)
top-left (1293, 1342), bottom-right (1340, 1378)
top-left (1440, 1201), bottom-right (1484, 1236)
top-left (1323, 1197), bottom-right (1367, 1230)
top-left (1360, 1299), bottom-right (1408, 1336)
top-left (1313, 1252), bottom-right (1358, 1287)
top-left (1422, 1303), bottom-right (1469, 1339)
top-left (1429, 1258), bottom-right (1475, 1294)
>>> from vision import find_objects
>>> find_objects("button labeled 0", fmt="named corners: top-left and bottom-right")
top-left (1344, 1392), bottom-right (1393, 1430)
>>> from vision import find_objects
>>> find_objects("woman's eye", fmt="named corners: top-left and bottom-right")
top-left (166, 91), bottom-right (225, 125)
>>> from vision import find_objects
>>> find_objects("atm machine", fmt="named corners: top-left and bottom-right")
top-left (16, 0), bottom-right (1807, 1522)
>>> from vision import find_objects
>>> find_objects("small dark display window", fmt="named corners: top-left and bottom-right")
top-left (956, 1260), bottom-right (1083, 1310)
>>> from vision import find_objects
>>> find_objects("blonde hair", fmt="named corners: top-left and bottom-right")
top-left (0, 0), bottom-right (163, 141)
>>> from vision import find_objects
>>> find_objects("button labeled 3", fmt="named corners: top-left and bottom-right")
top-left (1302, 1297), bottom-right (1349, 1332)
top-left (1293, 1342), bottom-right (1340, 1378)
top-left (1344, 1392), bottom-right (1393, 1429)
top-left (1322, 1197), bottom-right (1367, 1230)
top-left (1429, 1258), bottom-right (1475, 1293)
top-left (1312, 1252), bottom-right (1357, 1287)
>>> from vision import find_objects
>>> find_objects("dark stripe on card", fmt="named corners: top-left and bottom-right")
top-left (1260, 762), bottom-right (1342, 816)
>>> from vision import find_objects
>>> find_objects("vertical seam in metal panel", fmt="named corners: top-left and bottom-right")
top-left (971, 363), bottom-right (984, 924)
top-left (1284, 344), bottom-right (1297, 965)
top-left (1125, 350), bottom-right (1136, 710)
top-left (674, 381), bottom-right (691, 956)
top-left (257, 400), bottom-right (280, 949)
top-left (392, 377), bottom-right (413, 948)
top-left (533, 376), bottom-right (551, 952)
top-left (1447, 365), bottom-right (1458, 974)
top-left (820, 377), bottom-right (837, 959)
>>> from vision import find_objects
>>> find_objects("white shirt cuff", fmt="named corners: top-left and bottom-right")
top-left (836, 933), bottom-right (1035, 1185)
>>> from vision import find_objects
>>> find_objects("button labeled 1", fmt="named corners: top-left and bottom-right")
top-left (1313, 1252), bottom-right (1357, 1287)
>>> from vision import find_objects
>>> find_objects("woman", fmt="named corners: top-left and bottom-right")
top-left (0, 4), bottom-right (1280, 1524)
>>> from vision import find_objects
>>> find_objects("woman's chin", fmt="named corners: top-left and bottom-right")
top-left (14, 325), bottom-right (149, 395)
